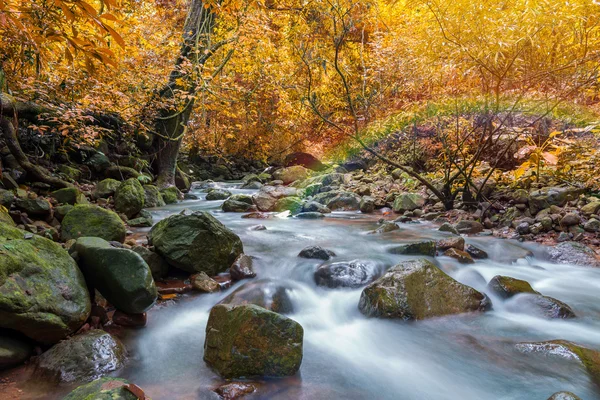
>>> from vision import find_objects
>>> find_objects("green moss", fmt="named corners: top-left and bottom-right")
top-left (61, 204), bottom-right (126, 243)
top-left (487, 275), bottom-right (539, 298)
top-left (114, 178), bottom-right (145, 218)
top-left (94, 179), bottom-right (120, 199)
top-left (274, 197), bottom-right (303, 214)
top-left (160, 187), bottom-right (179, 204)
top-left (62, 378), bottom-right (138, 400)
top-left (388, 241), bottom-right (436, 256)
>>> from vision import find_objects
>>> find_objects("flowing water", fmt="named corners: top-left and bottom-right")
top-left (12, 182), bottom-right (600, 399)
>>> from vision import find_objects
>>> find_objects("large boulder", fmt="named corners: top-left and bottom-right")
top-left (131, 246), bottom-right (169, 280)
top-left (143, 185), bottom-right (166, 208)
top-left (547, 241), bottom-right (600, 267)
top-left (358, 259), bottom-right (489, 320)
top-left (392, 193), bottom-right (426, 212)
top-left (284, 152), bottom-right (326, 171)
top-left (33, 330), bottom-right (125, 383)
top-left (148, 211), bottom-right (243, 275)
top-left (63, 377), bottom-right (138, 400)
top-left (94, 178), bottom-right (121, 199)
top-left (0, 223), bottom-right (90, 343)
top-left (487, 275), bottom-right (539, 298)
top-left (72, 237), bottom-right (157, 314)
top-left (61, 204), bottom-right (127, 243)
top-left (204, 304), bottom-right (303, 378)
top-left (114, 178), bottom-right (145, 218)
top-left (313, 191), bottom-right (360, 211)
top-left (272, 166), bottom-right (310, 185)
top-left (314, 260), bottom-right (381, 288)
top-left (218, 279), bottom-right (295, 314)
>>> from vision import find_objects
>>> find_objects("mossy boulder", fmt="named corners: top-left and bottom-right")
top-left (272, 166), bottom-right (310, 185)
top-left (148, 211), bottom-right (243, 275)
top-left (57, 165), bottom-right (82, 181)
top-left (143, 185), bottom-right (165, 208)
top-left (358, 259), bottom-right (489, 320)
top-left (15, 198), bottom-right (52, 217)
top-left (106, 165), bottom-right (140, 180)
top-left (487, 275), bottom-right (539, 298)
top-left (62, 377), bottom-right (138, 400)
top-left (443, 248), bottom-right (474, 264)
top-left (51, 187), bottom-right (86, 205)
top-left (0, 189), bottom-right (14, 208)
top-left (388, 240), bottom-right (436, 256)
top-left (114, 178), bottom-right (145, 218)
top-left (94, 178), bottom-right (121, 199)
top-left (72, 237), bottom-right (157, 314)
top-left (34, 330), bottom-right (125, 383)
top-left (0, 206), bottom-right (15, 226)
top-left (274, 196), bottom-right (303, 214)
top-left (206, 189), bottom-right (232, 201)
top-left (0, 223), bottom-right (91, 343)
top-left (204, 304), bottom-right (303, 378)
top-left (324, 191), bottom-right (360, 211)
top-left (516, 340), bottom-right (600, 389)
top-left (222, 194), bottom-right (255, 212)
top-left (528, 186), bottom-right (583, 214)
top-left (131, 246), bottom-right (169, 280)
top-left (61, 204), bottom-right (126, 243)
top-left (160, 186), bottom-right (180, 204)
top-left (392, 193), bottom-right (426, 212)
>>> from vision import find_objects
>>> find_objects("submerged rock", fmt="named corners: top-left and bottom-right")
top-left (388, 240), bottom-right (436, 256)
top-left (206, 189), bottom-right (232, 201)
top-left (508, 294), bottom-right (576, 319)
top-left (61, 204), bottom-right (126, 243)
top-left (487, 275), bottom-right (539, 298)
top-left (516, 340), bottom-right (600, 388)
top-left (548, 241), bottom-right (600, 267)
top-left (149, 211), bottom-right (243, 275)
top-left (72, 237), bottom-right (157, 314)
top-left (465, 244), bottom-right (488, 259)
top-left (204, 304), bottom-right (303, 378)
top-left (298, 245), bottom-right (336, 261)
top-left (358, 259), bottom-right (489, 320)
top-left (33, 330), bottom-right (125, 383)
top-left (230, 254), bottom-right (256, 281)
top-left (295, 211), bottom-right (325, 219)
top-left (0, 223), bottom-right (90, 343)
top-left (218, 279), bottom-right (295, 314)
top-left (314, 260), bottom-right (380, 288)
top-left (547, 392), bottom-right (582, 400)
top-left (62, 377), bottom-right (139, 400)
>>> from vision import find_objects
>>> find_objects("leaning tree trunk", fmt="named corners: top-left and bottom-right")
top-left (151, 0), bottom-right (220, 189)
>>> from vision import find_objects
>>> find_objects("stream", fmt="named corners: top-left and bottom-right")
top-left (16, 182), bottom-right (600, 399)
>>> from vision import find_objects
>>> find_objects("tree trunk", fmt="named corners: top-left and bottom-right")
top-left (151, 0), bottom-right (219, 188)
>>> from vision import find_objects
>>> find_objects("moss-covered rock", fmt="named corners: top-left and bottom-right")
top-left (114, 178), bottom-right (145, 218)
top-left (15, 198), bottom-right (52, 217)
top-left (106, 165), bottom-right (140, 180)
top-left (392, 193), bottom-right (426, 212)
top-left (487, 275), bottom-right (539, 298)
top-left (94, 178), bottom-right (121, 199)
top-left (222, 194), bottom-right (255, 212)
top-left (388, 240), bottom-right (436, 256)
top-left (51, 187), bottom-right (86, 205)
top-left (34, 330), bottom-right (125, 383)
top-left (272, 166), bottom-right (310, 185)
top-left (57, 165), bottom-right (82, 181)
top-left (160, 186), bottom-right (180, 204)
top-left (61, 204), bottom-right (126, 243)
top-left (72, 237), bottom-right (157, 314)
top-left (0, 206), bottom-right (15, 226)
top-left (443, 248), bottom-right (474, 264)
top-left (0, 223), bottom-right (90, 343)
top-left (62, 377), bottom-right (138, 400)
top-left (358, 259), bottom-right (489, 320)
top-left (0, 189), bottom-right (14, 208)
top-left (274, 196), bottom-right (303, 214)
top-left (206, 189), bottom-right (232, 201)
top-left (148, 211), bottom-right (243, 275)
top-left (528, 186), bottom-right (583, 214)
top-left (204, 304), bottom-right (303, 378)
top-left (143, 185), bottom-right (166, 208)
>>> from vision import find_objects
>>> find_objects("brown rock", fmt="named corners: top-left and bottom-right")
top-left (191, 272), bottom-right (220, 293)
top-left (443, 248), bottom-right (474, 264)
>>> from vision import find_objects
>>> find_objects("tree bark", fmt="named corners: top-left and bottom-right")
top-left (151, 0), bottom-right (220, 189)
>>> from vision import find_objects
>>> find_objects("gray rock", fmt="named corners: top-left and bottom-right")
top-left (455, 220), bottom-right (484, 234)
top-left (314, 260), bottom-right (380, 288)
top-left (206, 189), bottom-right (232, 201)
top-left (388, 240), bottom-right (436, 256)
top-left (548, 241), bottom-right (600, 267)
top-left (298, 245), bottom-right (336, 260)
